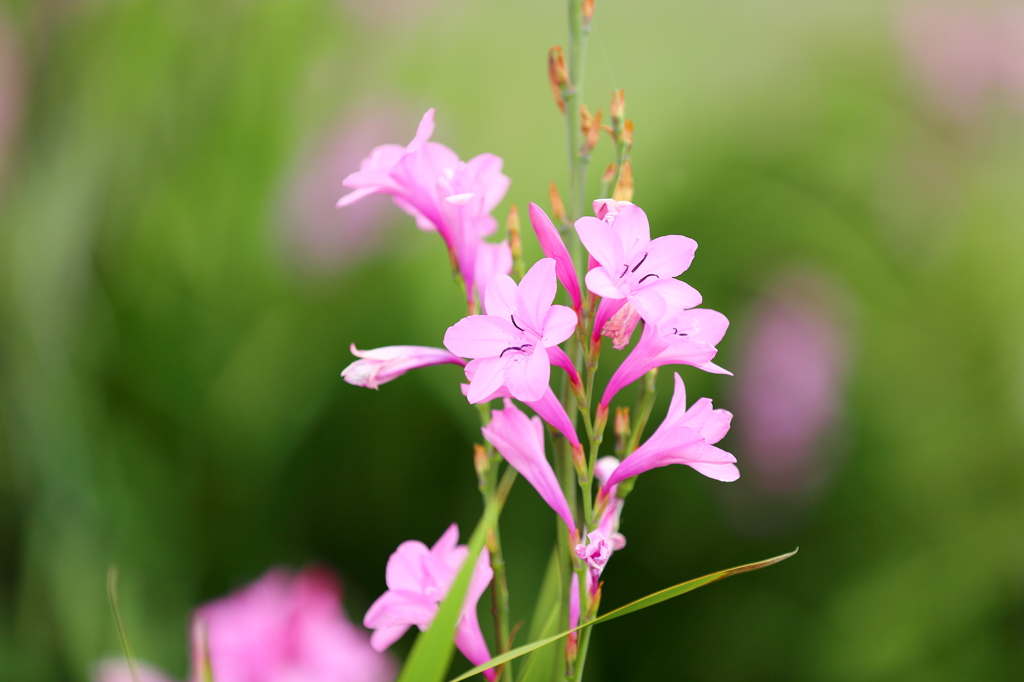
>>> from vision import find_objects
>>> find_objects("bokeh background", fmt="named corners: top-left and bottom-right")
top-left (1, 0), bottom-right (1023, 680)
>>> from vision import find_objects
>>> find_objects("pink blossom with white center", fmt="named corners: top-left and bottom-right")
top-left (601, 307), bottom-right (731, 408)
top-left (342, 344), bottom-right (466, 389)
top-left (97, 568), bottom-right (396, 682)
top-left (482, 398), bottom-right (577, 533)
top-left (336, 109), bottom-right (511, 305)
top-left (363, 524), bottom-right (495, 680)
top-left (604, 373), bottom-right (738, 487)
top-left (444, 258), bottom-right (579, 403)
top-left (576, 204), bottom-right (702, 325)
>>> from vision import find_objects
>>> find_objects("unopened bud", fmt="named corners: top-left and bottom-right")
top-left (547, 47), bottom-right (569, 114)
top-left (506, 205), bottom-right (524, 279)
top-left (614, 406), bottom-right (631, 454)
top-left (623, 118), bottom-right (634, 147)
top-left (473, 443), bottom-right (489, 483)
top-left (612, 158), bottom-right (634, 202)
top-left (609, 89), bottom-right (625, 120)
top-left (549, 181), bottom-right (568, 225)
top-left (581, 107), bottom-right (602, 155)
top-left (603, 163), bottom-right (617, 184)
top-left (582, 0), bottom-right (595, 27)
top-left (571, 443), bottom-right (588, 480)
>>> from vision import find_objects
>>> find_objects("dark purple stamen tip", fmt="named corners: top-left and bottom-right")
top-left (631, 253), bottom-right (648, 273)
top-left (619, 264), bottom-right (629, 278)
top-left (638, 273), bottom-right (659, 283)
top-left (511, 315), bottom-right (525, 331)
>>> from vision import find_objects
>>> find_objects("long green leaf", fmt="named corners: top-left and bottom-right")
top-left (448, 548), bottom-right (799, 682)
top-left (516, 549), bottom-right (564, 682)
top-left (397, 492), bottom-right (506, 682)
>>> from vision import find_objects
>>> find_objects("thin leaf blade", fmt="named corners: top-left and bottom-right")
top-left (448, 548), bottom-right (799, 682)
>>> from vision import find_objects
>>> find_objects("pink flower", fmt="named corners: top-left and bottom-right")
top-left (733, 270), bottom-right (851, 494)
top-left (97, 567), bottom-right (396, 682)
top-left (528, 203), bottom-right (582, 311)
top-left (601, 307), bottom-right (730, 408)
top-left (591, 199), bottom-right (634, 222)
top-left (604, 373), bottom-right (738, 487)
top-left (363, 525), bottom-right (495, 680)
top-left (342, 344), bottom-right (466, 389)
top-left (574, 531), bottom-right (614, 593)
top-left (598, 301), bottom-right (642, 350)
top-left (575, 204), bottom-right (702, 324)
top-left (337, 109), bottom-right (511, 305)
top-left (461, 361), bottom-right (580, 447)
top-left (573, 457), bottom-right (627, 595)
top-left (444, 259), bottom-right (579, 403)
top-left (482, 399), bottom-right (577, 533)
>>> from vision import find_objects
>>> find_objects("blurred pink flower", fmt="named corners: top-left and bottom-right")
top-left (0, 12), bottom-right (24, 181)
top-left (95, 568), bottom-right (395, 682)
top-left (338, 109), bottom-right (511, 306)
top-left (897, 2), bottom-right (1024, 120)
top-left (283, 102), bottom-right (412, 271)
top-left (444, 259), bottom-right (578, 403)
top-left (363, 524), bottom-right (494, 680)
top-left (482, 398), bottom-right (577, 533)
top-left (733, 271), bottom-right (851, 495)
top-left (342, 344), bottom-right (465, 389)
top-left (605, 373), bottom-right (737, 486)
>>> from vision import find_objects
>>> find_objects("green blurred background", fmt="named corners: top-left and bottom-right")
top-left (1, 0), bottom-right (1022, 680)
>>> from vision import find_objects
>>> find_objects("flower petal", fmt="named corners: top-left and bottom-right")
top-left (541, 305), bottom-right (578, 346)
top-left (636, 234), bottom-right (697, 279)
top-left (467, 357), bottom-right (506, 404)
top-left (516, 259), bottom-right (558, 330)
top-left (585, 267), bottom-right (627, 299)
top-left (529, 203), bottom-right (582, 310)
top-left (504, 347), bottom-right (550, 403)
top-left (484, 273), bottom-right (519, 319)
top-left (575, 217), bottom-right (624, 272)
top-left (444, 315), bottom-right (518, 359)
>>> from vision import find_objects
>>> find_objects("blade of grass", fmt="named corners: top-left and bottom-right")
top-left (448, 548), bottom-right (799, 682)
top-left (106, 566), bottom-right (141, 682)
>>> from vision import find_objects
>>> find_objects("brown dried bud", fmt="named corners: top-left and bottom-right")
top-left (582, 0), bottom-right (595, 27)
top-left (610, 88), bottom-right (625, 120)
top-left (547, 47), bottom-right (569, 114)
top-left (614, 406), bottom-right (631, 454)
top-left (602, 162), bottom-right (617, 185)
top-left (612, 158), bottom-right (634, 202)
top-left (506, 205), bottom-right (521, 260)
top-left (582, 106), bottom-right (603, 155)
top-left (473, 443), bottom-right (489, 480)
top-left (549, 181), bottom-right (568, 225)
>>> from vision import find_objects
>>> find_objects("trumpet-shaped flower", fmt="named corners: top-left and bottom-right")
top-left (342, 344), bottom-right (465, 389)
top-left (462, 361), bottom-right (580, 446)
top-left (604, 373), bottom-right (738, 487)
top-left (337, 109), bottom-right (511, 304)
top-left (444, 259), bottom-right (578, 403)
top-left (482, 399), bottom-right (577, 532)
top-left (576, 204), bottom-right (702, 324)
top-left (528, 203), bottom-right (582, 311)
top-left (363, 524), bottom-right (495, 680)
top-left (98, 567), bottom-right (395, 682)
top-left (601, 307), bottom-right (731, 407)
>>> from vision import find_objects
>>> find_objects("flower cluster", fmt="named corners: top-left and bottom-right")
top-left (339, 106), bottom-right (739, 676)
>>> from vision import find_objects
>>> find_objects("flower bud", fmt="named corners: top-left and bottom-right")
top-left (506, 205), bottom-right (524, 280)
top-left (609, 88), bottom-right (625, 120)
top-left (571, 443), bottom-right (588, 481)
top-left (580, 105), bottom-right (602, 155)
top-left (474, 443), bottom-right (490, 485)
top-left (601, 162), bottom-right (617, 185)
top-left (547, 47), bottom-right (569, 114)
top-left (582, 0), bottom-right (595, 27)
top-left (614, 406), bottom-right (631, 455)
top-left (549, 181), bottom-right (568, 225)
top-left (623, 118), bottom-right (634, 147)
top-left (612, 158), bottom-right (633, 202)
